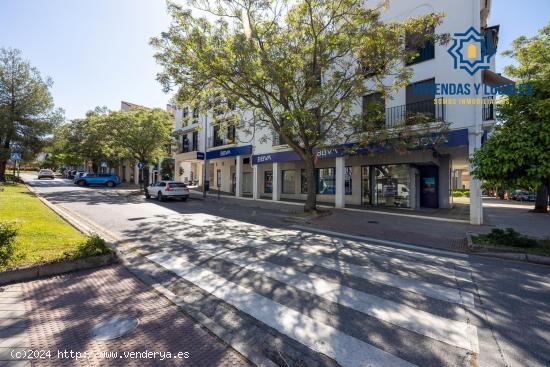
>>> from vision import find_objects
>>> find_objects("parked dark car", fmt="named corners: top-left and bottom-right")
top-left (74, 173), bottom-right (121, 187)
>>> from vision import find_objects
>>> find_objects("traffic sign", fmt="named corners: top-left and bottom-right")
top-left (10, 152), bottom-right (21, 161)
top-left (100, 161), bottom-right (108, 168)
top-left (137, 162), bottom-right (144, 169)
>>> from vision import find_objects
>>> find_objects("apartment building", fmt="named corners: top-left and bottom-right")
top-left (173, 0), bottom-right (503, 224)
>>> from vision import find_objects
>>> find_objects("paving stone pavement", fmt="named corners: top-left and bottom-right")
top-left (2, 265), bottom-right (251, 367)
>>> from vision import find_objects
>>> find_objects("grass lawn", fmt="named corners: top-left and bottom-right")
top-left (0, 182), bottom-right (88, 270)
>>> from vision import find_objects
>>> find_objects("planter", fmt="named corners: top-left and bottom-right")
top-left (466, 232), bottom-right (550, 265)
top-left (0, 253), bottom-right (118, 286)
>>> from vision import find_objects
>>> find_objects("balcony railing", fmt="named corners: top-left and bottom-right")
top-left (386, 98), bottom-right (445, 128)
top-left (208, 136), bottom-right (236, 148)
top-left (483, 97), bottom-right (495, 121)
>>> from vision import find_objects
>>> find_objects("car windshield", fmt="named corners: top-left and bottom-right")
top-left (168, 182), bottom-right (186, 188)
top-left (40, 170), bottom-right (52, 173)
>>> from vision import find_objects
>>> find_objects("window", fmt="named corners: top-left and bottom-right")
top-left (216, 169), bottom-right (222, 188)
top-left (282, 170), bottom-right (297, 194)
top-left (361, 93), bottom-right (385, 130)
top-left (301, 167), bottom-right (351, 195)
top-left (406, 28), bottom-right (435, 65)
top-left (374, 165), bottom-right (410, 207)
top-left (317, 168), bottom-right (335, 195)
top-left (264, 171), bottom-right (273, 193)
top-left (192, 131), bottom-right (198, 151)
top-left (227, 125), bottom-right (235, 143)
top-left (182, 107), bottom-right (189, 118)
top-left (213, 125), bottom-right (223, 146)
top-left (192, 107), bottom-right (199, 119)
top-left (345, 167), bottom-right (352, 195)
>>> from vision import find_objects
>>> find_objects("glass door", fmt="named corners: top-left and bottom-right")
top-left (361, 166), bottom-right (372, 205)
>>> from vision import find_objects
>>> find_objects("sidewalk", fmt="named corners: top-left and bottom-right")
top-left (1, 265), bottom-right (251, 367)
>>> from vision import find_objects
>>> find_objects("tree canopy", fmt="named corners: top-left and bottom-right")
top-left (0, 48), bottom-right (62, 181)
top-left (52, 107), bottom-right (172, 187)
top-left (152, 0), bottom-right (447, 210)
top-left (471, 22), bottom-right (550, 212)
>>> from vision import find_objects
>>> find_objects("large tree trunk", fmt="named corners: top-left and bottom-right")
top-left (303, 154), bottom-right (317, 212)
top-left (0, 159), bottom-right (7, 182)
top-left (534, 182), bottom-right (549, 213)
top-left (143, 166), bottom-right (150, 192)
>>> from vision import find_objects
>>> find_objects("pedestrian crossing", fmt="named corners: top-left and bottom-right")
top-left (145, 225), bottom-right (478, 367)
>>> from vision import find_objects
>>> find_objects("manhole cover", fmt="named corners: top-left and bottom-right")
top-left (367, 220), bottom-right (379, 224)
top-left (91, 315), bottom-right (139, 340)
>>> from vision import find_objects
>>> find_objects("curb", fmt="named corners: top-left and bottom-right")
top-left (0, 253), bottom-right (118, 286)
top-left (466, 233), bottom-right (550, 266)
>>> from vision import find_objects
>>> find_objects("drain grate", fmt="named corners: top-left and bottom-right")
top-left (367, 220), bottom-right (379, 224)
top-left (91, 315), bottom-right (139, 340)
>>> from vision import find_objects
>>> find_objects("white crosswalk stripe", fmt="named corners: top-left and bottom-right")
top-left (153, 247), bottom-right (478, 352)
top-left (147, 252), bottom-right (417, 367)
top-left (152, 215), bottom-right (478, 366)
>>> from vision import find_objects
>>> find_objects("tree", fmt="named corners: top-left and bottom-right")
top-left (0, 48), bottom-right (62, 181)
top-left (471, 22), bottom-right (550, 213)
top-left (152, 0), bottom-right (447, 211)
top-left (109, 108), bottom-right (172, 189)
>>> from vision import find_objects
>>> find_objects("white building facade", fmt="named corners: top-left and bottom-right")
top-left (173, 0), bottom-right (502, 224)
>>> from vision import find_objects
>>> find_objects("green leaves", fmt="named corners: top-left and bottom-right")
top-left (0, 48), bottom-right (60, 179)
top-left (53, 108), bottom-right (172, 168)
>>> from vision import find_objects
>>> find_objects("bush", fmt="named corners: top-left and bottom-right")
top-left (452, 190), bottom-right (470, 197)
top-left (0, 221), bottom-right (18, 266)
top-left (476, 228), bottom-right (538, 248)
top-left (70, 234), bottom-right (112, 259)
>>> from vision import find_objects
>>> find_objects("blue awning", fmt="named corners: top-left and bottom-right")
top-left (252, 129), bottom-right (470, 165)
top-left (206, 145), bottom-right (252, 159)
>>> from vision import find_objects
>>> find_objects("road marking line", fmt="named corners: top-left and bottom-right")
top-left (163, 246), bottom-right (478, 352)
top-left (147, 252), bottom-right (417, 367)
top-left (291, 225), bottom-right (470, 264)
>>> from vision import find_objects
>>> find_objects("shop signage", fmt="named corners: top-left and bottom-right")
top-left (206, 145), bottom-right (252, 159)
top-left (251, 129), bottom-right (470, 165)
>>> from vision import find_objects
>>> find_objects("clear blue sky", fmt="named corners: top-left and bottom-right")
top-left (1, 0), bottom-right (549, 120)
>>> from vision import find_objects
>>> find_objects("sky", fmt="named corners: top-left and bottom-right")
top-left (0, 0), bottom-right (549, 121)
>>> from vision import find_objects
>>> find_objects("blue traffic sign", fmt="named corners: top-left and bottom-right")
top-left (137, 162), bottom-right (145, 169)
top-left (10, 152), bottom-right (21, 161)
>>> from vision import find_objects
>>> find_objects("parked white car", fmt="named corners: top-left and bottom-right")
top-left (145, 181), bottom-right (190, 202)
top-left (37, 169), bottom-right (55, 179)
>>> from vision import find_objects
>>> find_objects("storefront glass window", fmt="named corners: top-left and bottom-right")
top-left (345, 167), bottom-right (352, 195)
top-left (264, 171), bottom-right (273, 193)
top-left (282, 170), bottom-right (297, 194)
top-left (374, 165), bottom-right (410, 207)
top-left (242, 172), bottom-right (252, 194)
top-left (317, 168), bottom-right (335, 195)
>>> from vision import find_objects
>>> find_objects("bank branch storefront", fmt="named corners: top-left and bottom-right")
top-left (250, 129), bottom-right (471, 210)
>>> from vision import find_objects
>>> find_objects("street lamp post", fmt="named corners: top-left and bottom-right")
top-left (203, 112), bottom-right (208, 199)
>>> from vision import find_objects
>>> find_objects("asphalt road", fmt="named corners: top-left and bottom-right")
top-left (22, 175), bottom-right (550, 367)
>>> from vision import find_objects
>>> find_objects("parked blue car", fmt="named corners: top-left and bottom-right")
top-left (74, 173), bottom-right (121, 187)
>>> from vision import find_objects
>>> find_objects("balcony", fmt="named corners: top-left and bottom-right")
top-left (386, 98), bottom-right (445, 128)
top-left (273, 132), bottom-right (290, 146)
top-left (208, 136), bottom-right (236, 148)
top-left (483, 97), bottom-right (495, 121)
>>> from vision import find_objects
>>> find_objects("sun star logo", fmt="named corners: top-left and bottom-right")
top-left (447, 26), bottom-right (497, 76)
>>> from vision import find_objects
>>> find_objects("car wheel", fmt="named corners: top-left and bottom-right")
top-left (145, 190), bottom-right (151, 199)
top-left (106, 181), bottom-right (115, 187)
top-left (157, 192), bottom-right (164, 202)
top-left (77, 180), bottom-right (86, 187)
